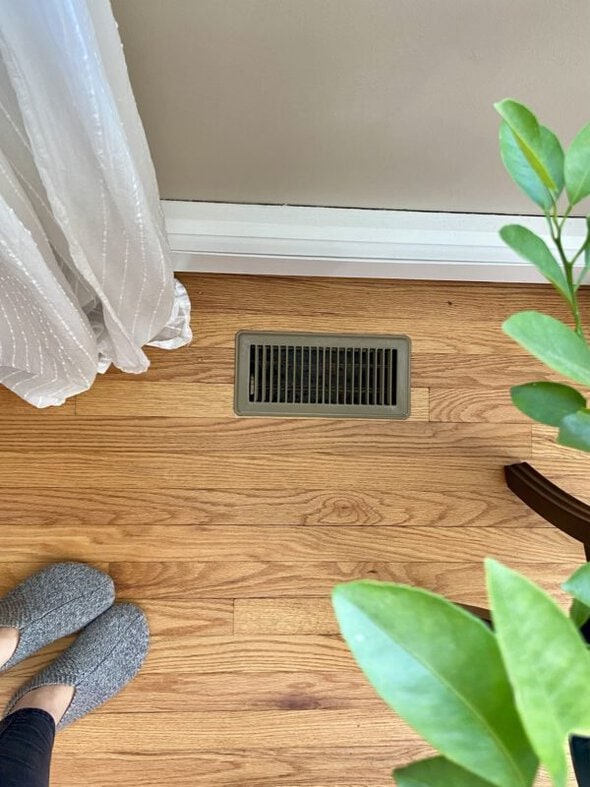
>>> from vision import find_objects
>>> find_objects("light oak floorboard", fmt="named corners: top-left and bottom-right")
top-left (0, 418), bottom-right (529, 456)
top-left (0, 451), bottom-right (525, 489)
top-left (188, 273), bottom-right (572, 322)
top-left (0, 526), bottom-right (578, 563)
top-left (0, 487), bottom-right (552, 527)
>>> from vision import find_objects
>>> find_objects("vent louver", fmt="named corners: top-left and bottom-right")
top-left (235, 332), bottom-right (410, 418)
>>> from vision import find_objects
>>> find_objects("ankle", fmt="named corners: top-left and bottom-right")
top-left (11, 685), bottom-right (75, 726)
top-left (0, 627), bottom-right (18, 669)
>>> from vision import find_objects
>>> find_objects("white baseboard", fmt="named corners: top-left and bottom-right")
top-left (163, 200), bottom-right (587, 283)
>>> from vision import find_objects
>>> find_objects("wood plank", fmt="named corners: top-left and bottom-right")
top-left (140, 599), bottom-right (233, 636)
top-left (0, 451), bottom-right (521, 489)
top-left (52, 709), bottom-right (421, 749)
top-left (0, 487), bottom-right (543, 527)
top-left (0, 385), bottom-right (75, 416)
top-left (141, 635), bottom-right (357, 675)
top-left (109, 560), bottom-right (576, 605)
top-left (188, 273), bottom-right (570, 322)
top-left (235, 598), bottom-right (339, 635)
top-left (0, 418), bottom-right (530, 457)
top-left (0, 670), bottom-right (378, 714)
top-left (110, 560), bottom-right (412, 600)
top-left (429, 387), bottom-right (528, 423)
top-left (528, 427), bottom-right (590, 495)
top-left (76, 382), bottom-right (234, 417)
top-left (2, 634), bottom-right (356, 678)
top-left (49, 749), bottom-right (563, 787)
top-left (532, 423), bottom-right (587, 462)
top-left (413, 353), bottom-right (559, 388)
top-left (528, 428), bottom-right (590, 505)
top-left (50, 746), bottom-right (433, 787)
top-left (0, 562), bottom-right (108, 593)
top-left (76, 381), bottom-right (430, 420)
top-left (191, 310), bottom-right (522, 354)
top-left (0, 525), bottom-right (578, 563)
top-left (138, 345), bottom-right (234, 383)
top-left (106, 670), bottom-right (377, 712)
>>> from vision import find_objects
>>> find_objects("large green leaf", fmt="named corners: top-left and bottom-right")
top-left (570, 598), bottom-right (590, 629)
top-left (558, 408), bottom-right (590, 452)
top-left (539, 126), bottom-right (565, 197)
top-left (503, 311), bottom-right (590, 386)
top-left (510, 381), bottom-right (585, 426)
top-left (564, 563), bottom-right (590, 607)
top-left (499, 225), bottom-right (569, 301)
top-left (495, 100), bottom-right (557, 191)
top-left (563, 564), bottom-right (590, 628)
top-left (486, 559), bottom-right (590, 787)
top-left (498, 123), bottom-right (553, 209)
top-left (332, 581), bottom-right (537, 787)
top-left (395, 756), bottom-right (497, 786)
top-left (565, 122), bottom-right (590, 205)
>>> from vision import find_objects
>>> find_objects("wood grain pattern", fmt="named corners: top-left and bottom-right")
top-left (531, 426), bottom-right (590, 505)
top-left (139, 599), bottom-right (234, 635)
top-left (76, 382), bottom-right (234, 417)
top-left (0, 273), bottom-right (580, 786)
top-left (49, 747), bottom-right (433, 787)
top-left (235, 598), bottom-right (340, 635)
top-left (0, 487), bottom-right (544, 526)
top-left (99, 670), bottom-right (380, 712)
top-left (108, 560), bottom-right (575, 607)
top-left (54, 708), bottom-right (419, 749)
top-left (0, 418), bottom-right (529, 456)
top-left (189, 274), bottom-right (571, 322)
top-left (191, 310), bottom-right (522, 354)
top-left (0, 451), bottom-right (523, 489)
top-left (429, 387), bottom-right (530, 423)
top-left (120, 345), bottom-right (235, 383)
top-left (413, 353), bottom-right (559, 388)
top-left (0, 670), bottom-right (379, 714)
top-left (77, 381), bottom-right (430, 420)
top-left (49, 746), bottom-right (559, 787)
top-left (0, 386), bottom-right (76, 416)
top-left (0, 526), bottom-right (578, 563)
top-left (48, 751), bottom-right (417, 787)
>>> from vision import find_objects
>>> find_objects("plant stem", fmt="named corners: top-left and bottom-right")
top-left (558, 204), bottom-right (573, 231)
top-left (571, 233), bottom-right (590, 268)
top-left (552, 213), bottom-right (585, 339)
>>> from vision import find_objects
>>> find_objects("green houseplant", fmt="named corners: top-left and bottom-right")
top-left (495, 100), bottom-right (590, 451)
top-left (332, 102), bottom-right (590, 786)
top-left (333, 561), bottom-right (590, 787)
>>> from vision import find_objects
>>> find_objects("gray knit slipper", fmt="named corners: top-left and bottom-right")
top-left (0, 562), bottom-right (115, 672)
top-left (5, 603), bottom-right (149, 729)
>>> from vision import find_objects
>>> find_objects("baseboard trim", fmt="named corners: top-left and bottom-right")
top-left (164, 200), bottom-right (586, 282)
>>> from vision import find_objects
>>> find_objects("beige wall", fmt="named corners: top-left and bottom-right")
top-left (112, 0), bottom-right (590, 214)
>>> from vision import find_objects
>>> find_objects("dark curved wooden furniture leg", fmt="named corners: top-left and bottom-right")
top-left (505, 462), bottom-right (590, 558)
top-left (456, 461), bottom-right (590, 622)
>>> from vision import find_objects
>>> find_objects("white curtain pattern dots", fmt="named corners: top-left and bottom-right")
top-left (0, 0), bottom-right (191, 407)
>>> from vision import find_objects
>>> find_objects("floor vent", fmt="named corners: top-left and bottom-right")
top-left (235, 331), bottom-right (410, 418)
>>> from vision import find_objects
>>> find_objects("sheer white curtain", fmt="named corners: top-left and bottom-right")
top-left (0, 0), bottom-right (191, 407)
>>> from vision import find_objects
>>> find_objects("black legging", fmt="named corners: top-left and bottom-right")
top-left (0, 709), bottom-right (54, 787)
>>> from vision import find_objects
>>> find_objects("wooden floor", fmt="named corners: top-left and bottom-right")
top-left (0, 273), bottom-right (588, 786)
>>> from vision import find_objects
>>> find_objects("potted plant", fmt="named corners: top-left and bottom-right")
top-left (332, 101), bottom-right (590, 787)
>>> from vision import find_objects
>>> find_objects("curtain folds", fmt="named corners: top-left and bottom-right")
top-left (0, 0), bottom-right (191, 407)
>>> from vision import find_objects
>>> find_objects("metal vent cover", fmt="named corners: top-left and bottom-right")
top-left (235, 331), bottom-right (410, 418)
